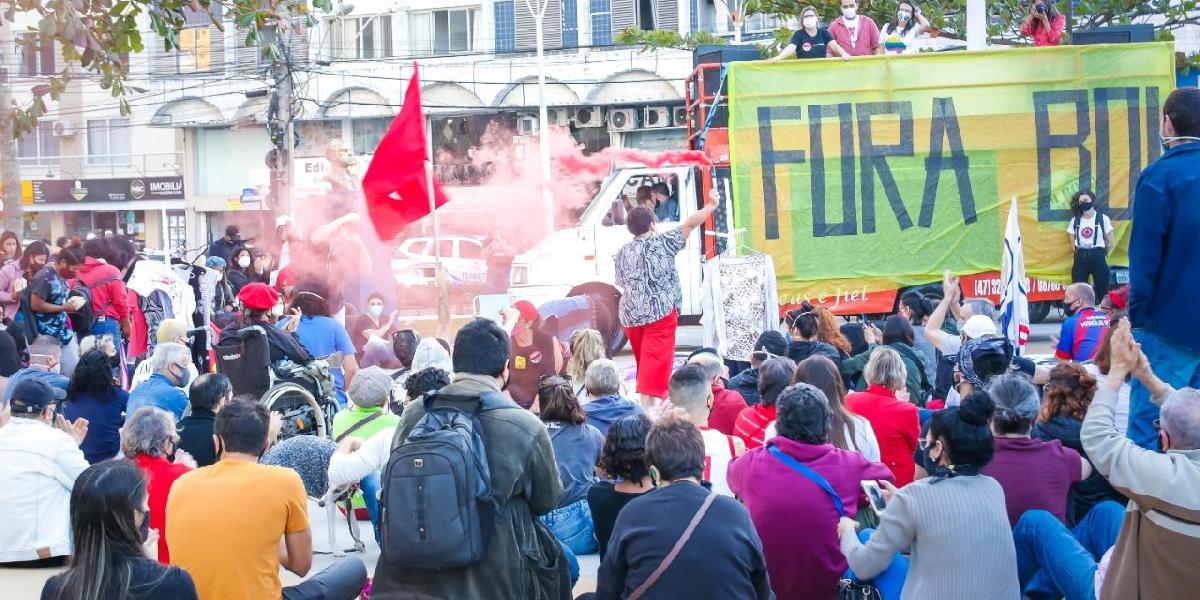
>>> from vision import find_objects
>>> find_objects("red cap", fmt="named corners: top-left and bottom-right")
top-left (275, 266), bottom-right (297, 291)
top-left (1106, 286), bottom-right (1129, 311)
top-left (239, 282), bottom-right (280, 311)
top-left (512, 300), bottom-right (539, 323)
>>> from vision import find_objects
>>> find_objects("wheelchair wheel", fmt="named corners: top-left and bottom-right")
top-left (260, 382), bottom-right (328, 439)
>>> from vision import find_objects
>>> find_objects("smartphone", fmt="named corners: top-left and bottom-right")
top-left (861, 481), bottom-right (888, 512)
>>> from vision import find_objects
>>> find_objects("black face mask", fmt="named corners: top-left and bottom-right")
top-left (1079, 201), bottom-right (1095, 212)
top-left (1064, 302), bottom-right (1079, 317)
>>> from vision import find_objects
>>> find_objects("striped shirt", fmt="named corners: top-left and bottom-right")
top-left (734, 405), bottom-right (777, 450)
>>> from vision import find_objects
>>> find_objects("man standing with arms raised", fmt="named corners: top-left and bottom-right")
top-left (615, 191), bottom-right (717, 405)
top-left (1127, 87), bottom-right (1200, 449)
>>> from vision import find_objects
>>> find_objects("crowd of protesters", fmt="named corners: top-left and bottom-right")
top-left (0, 82), bottom-right (1195, 600)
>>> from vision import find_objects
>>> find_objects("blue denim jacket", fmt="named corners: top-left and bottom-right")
top-left (127, 373), bottom-right (189, 421)
top-left (1130, 142), bottom-right (1200, 352)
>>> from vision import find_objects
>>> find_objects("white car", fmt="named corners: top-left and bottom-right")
top-left (392, 235), bottom-right (488, 286)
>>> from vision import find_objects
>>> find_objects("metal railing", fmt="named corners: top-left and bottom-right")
top-left (20, 152), bottom-right (185, 180)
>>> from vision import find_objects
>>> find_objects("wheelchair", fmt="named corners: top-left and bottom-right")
top-left (214, 325), bottom-right (340, 440)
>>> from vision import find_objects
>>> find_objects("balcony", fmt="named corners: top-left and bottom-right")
top-left (22, 152), bottom-right (185, 181)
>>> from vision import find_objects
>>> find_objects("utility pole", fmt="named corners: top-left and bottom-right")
top-left (266, 25), bottom-right (294, 218)
top-left (0, 21), bottom-right (23, 235)
top-left (522, 0), bottom-right (555, 237)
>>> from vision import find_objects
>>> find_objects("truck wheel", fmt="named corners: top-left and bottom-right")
top-left (1029, 301), bottom-right (1051, 324)
top-left (567, 283), bottom-right (627, 357)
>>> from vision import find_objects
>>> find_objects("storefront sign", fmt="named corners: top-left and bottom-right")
top-left (727, 43), bottom-right (1174, 299)
top-left (29, 177), bottom-right (186, 204)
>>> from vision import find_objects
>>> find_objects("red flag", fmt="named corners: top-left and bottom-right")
top-left (362, 63), bottom-right (449, 241)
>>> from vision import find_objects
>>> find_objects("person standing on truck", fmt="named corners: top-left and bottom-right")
top-left (827, 0), bottom-right (882, 57)
top-left (770, 5), bottom-right (851, 61)
top-left (1127, 87), bottom-right (1200, 450)
top-left (1020, 0), bottom-right (1065, 47)
top-left (1067, 189), bottom-right (1115, 301)
top-left (615, 193), bottom-right (718, 405)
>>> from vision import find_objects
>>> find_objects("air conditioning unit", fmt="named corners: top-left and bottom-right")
top-left (672, 106), bottom-right (689, 128)
top-left (545, 108), bottom-right (571, 127)
top-left (573, 106), bottom-right (604, 128)
top-left (53, 121), bottom-right (78, 137)
top-left (608, 108), bottom-right (637, 132)
top-left (517, 115), bottom-right (539, 136)
top-left (643, 106), bottom-right (670, 129)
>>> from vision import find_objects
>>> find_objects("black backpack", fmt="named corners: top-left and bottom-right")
top-left (380, 391), bottom-right (500, 569)
top-left (67, 274), bottom-right (119, 337)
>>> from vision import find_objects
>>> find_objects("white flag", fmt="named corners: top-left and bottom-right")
top-left (1000, 197), bottom-right (1030, 354)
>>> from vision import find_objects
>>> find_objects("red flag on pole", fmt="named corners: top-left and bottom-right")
top-left (362, 63), bottom-right (449, 241)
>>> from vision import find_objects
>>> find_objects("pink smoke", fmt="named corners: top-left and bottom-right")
top-left (556, 148), bottom-right (712, 178)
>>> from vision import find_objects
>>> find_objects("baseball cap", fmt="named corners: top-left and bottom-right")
top-left (348, 366), bottom-right (395, 408)
top-left (962, 315), bottom-right (998, 339)
top-left (512, 300), bottom-right (539, 323)
top-left (10, 379), bottom-right (67, 414)
top-left (238, 282), bottom-right (280, 311)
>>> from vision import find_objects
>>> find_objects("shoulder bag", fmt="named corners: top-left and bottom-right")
top-left (627, 489), bottom-right (718, 600)
top-left (768, 445), bottom-right (883, 600)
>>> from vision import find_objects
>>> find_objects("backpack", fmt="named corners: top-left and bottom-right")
top-left (67, 274), bottom-right (119, 337)
top-left (380, 391), bottom-right (500, 569)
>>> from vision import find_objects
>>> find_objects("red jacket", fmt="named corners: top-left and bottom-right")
top-left (134, 453), bottom-right (191, 563)
top-left (845, 384), bottom-right (920, 486)
top-left (75, 257), bottom-right (130, 320)
top-left (734, 404), bottom-right (777, 450)
top-left (708, 383), bottom-right (747, 436)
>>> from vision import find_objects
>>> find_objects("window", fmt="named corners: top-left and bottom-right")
top-left (17, 121), bottom-right (59, 166)
top-left (458, 239), bottom-right (484, 259)
top-left (329, 15), bottom-right (393, 60)
top-left (637, 0), bottom-right (655, 31)
top-left (178, 27), bottom-right (212, 73)
top-left (166, 211), bottom-right (187, 253)
top-left (590, 0), bottom-right (612, 46)
top-left (690, 0), bottom-right (698, 32)
top-left (17, 33), bottom-right (55, 76)
top-left (352, 118), bottom-right (390, 155)
top-left (86, 118), bottom-right (133, 165)
top-left (562, 0), bottom-right (578, 48)
top-left (411, 8), bottom-right (478, 55)
top-left (742, 12), bottom-right (779, 33)
top-left (494, 1), bottom-right (515, 53)
top-left (296, 121), bottom-right (344, 157)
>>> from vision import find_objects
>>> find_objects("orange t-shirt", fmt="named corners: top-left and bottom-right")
top-left (166, 458), bottom-right (309, 600)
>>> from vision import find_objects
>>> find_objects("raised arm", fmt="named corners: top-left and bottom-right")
top-left (770, 44), bottom-right (797, 62)
top-left (925, 273), bottom-right (960, 352)
top-left (678, 190), bottom-right (720, 240)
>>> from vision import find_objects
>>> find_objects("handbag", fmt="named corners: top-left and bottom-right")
top-left (627, 489), bottom-right (718, 600)
top-left (768, 445), bottom-right (884, 600)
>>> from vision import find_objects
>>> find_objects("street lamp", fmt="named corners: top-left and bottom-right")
top-left (521, 0), bottom-right (555, 237)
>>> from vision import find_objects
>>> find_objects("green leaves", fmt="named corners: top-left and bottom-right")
top-left (615, 28), bottom-right (726, 52)
top-left (4, 0), bottom-right (334, 137)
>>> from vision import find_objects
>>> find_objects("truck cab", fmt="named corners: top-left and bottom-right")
top-left (508, 165), bottom-right (709, 331)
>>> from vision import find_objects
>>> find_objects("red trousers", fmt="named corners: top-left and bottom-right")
top-left (624, 309), bottom-right (678, 399)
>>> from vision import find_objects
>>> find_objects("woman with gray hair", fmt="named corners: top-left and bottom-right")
top-left (846, 347), bottom-right (921, 486)
top-left (981, 373), bottom-right (1093, 527)
top-left (581, 359), bottom-right (644, 436)
top-left (122, 407), bottom-right (196, 563)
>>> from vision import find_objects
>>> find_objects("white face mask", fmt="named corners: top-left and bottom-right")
top-left (270, 303), bottom-right (284, 317)
top-left (842, 6), bottom-right (857, 19)
top-left (237, 256), bottom-right (251, 269)
top-left (802, 15), bottom-right (818, 28)
top-left (368, 305), bottom-right (384, 318)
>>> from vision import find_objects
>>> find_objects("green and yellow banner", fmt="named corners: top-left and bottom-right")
top-left (727, 43), bottom-right (1175, 302)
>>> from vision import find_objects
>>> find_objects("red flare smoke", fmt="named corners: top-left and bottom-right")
top-left (556, 148), bottom-right (712, 178)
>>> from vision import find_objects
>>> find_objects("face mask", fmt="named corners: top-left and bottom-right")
top-left (138, 509), bottom-right (151, 543)
top-left (237, 256), bottom-right (251, 269)
top-left (49, 363), bottom-right (62, 375)
top-left (368, 305), bottom-right (384, 318)
top-left (897, 10), bottom-right (911, 21)
top-left (1064, 301), bottom-right (1079, 317)
top-left (842, 7), bottom-right (857, 19)
top-left (270, 303), bottom-right (285, 317)
top-left (1079, 201), bottom-right (1095, 212)
top-left (1160, 133), bottom-right (1200, 150)
top-left (802, 15), bottom-right (818, 28)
